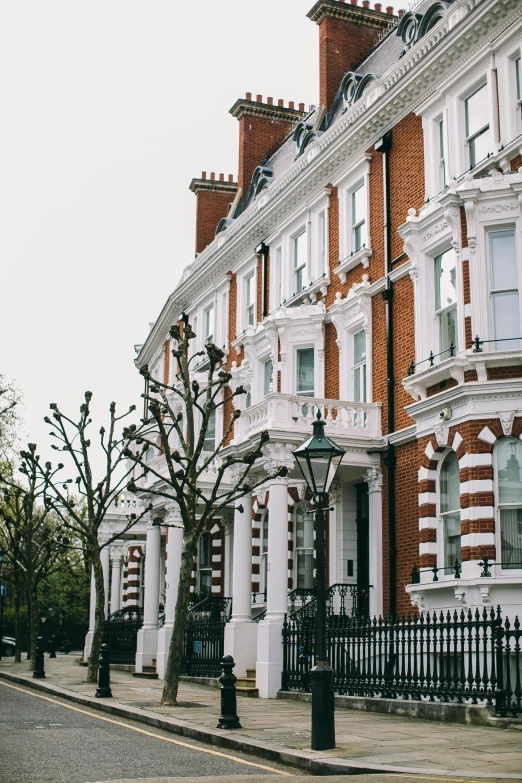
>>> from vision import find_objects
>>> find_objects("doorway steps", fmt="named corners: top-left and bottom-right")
top-left (235, 668), bottom-right (258, 697)
top-left (132, 657), bottom-right (158, 679)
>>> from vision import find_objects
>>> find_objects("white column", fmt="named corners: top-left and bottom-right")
top-left (135, 514), bottom-right (161, 672)
top-left (366, 466), bottom-right (383, 618)
top-left (224, 494), bottom-right (257, 677)
top-left (157, 503), bottom-right (183, 679)
top-left (110, 545), bottom-right (123, 614)
top-left (328, 483), bottom-right (341, 587)
top-left (101, 545), bottom-right (110, 619)
top-left (83, 566), bottom-right (96, 661)
top-left (257, 475), bottom-right (289, 698)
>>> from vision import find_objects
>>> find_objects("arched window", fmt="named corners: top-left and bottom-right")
top-left (496, 439), bottom-right (522, 569)
top-left (198, 532), bottom-right (212, 597)
top-left (295, 501), bottom-right (314, 589)
top-left (439, 451), bottom-right (461, 569)
top-left (260, 510), bottom-right (269, 596)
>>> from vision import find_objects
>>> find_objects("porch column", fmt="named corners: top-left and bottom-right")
top-left (365, 466), bottom-right (383, 618)
top-left (101, 543), bottom-right (110, 619)
top-left (157, 502), bottom-right (183, 679)
top-left (257, 473), bottom-right (290, 698)
top-left (83, 567), bottom-right (96, 661)
top-left (135, 512), bottom-right (161, 672)
top-left (224, 494), bottom-right (257, 677)
top-left (109, 545), bottom-right (123, 614)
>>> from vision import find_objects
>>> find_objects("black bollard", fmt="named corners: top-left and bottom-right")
top-left (49, 635), bottom-right (57, 658)
top-left (217, 655), bottom-right (241, 729)
top-left (95, 643), bottom-right (112, 698)
top-left (33, 637), bottom-right (46, 679)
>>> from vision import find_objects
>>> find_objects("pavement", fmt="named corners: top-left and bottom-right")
top-left (1, 655), bottom-right (522, 781)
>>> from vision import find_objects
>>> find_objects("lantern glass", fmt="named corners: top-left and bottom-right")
top-left (293, 414), bottom-right (345, 497)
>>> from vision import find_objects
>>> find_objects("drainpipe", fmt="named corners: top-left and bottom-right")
top-left (375, 131), bottom-right (397, 618)
top-left (256, 241), bottom-right (270, 318)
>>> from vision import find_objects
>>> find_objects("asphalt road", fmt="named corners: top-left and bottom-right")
top-left (0, 681), bottom-right (293, 783)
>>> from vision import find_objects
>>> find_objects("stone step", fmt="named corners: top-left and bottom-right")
top-left (236, 685), bottom-right (259, 698)
top-left (235, 677), bottom-right (257, 688)
top-left (133, 668), bottom-right (158, 679)
top-left (245, 668), bottom-right (256, 679)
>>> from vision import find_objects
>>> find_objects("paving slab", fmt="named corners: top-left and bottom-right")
top-left (1, 656), bottom-right (521, 781)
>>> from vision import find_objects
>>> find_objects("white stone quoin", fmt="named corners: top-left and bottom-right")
top-left (256, 475), bottom-right (289, 698)
top-left (135, 515), bottom-right (161, 672)
top-left (224, 493), bottom-right (257, 677)
top-left (156, 503), bottom-right (183, 680)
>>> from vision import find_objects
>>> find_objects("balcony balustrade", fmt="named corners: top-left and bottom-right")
top-left (232, 393), bottom-right (382, 445)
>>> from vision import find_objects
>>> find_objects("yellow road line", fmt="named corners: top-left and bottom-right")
top-left (0, 680), bottom-right (294, 777)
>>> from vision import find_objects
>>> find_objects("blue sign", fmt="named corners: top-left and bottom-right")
top-left (0, 584), bottom-right (6, 597)
top-left (193, 640), bottom-right (202, 654)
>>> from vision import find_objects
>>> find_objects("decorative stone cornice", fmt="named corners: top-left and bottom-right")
top-left (307, 0), bottom-right (397, 29)
top-left (229, 99), bottom-right (305, 123)
top-left (189, 178), bottom-right (237, 195)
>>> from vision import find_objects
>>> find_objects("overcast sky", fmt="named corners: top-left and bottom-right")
top-left (0, 1), bottom-right (318, 466)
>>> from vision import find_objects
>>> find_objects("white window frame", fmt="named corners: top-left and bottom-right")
top-left (493, 34), bottom-right (522, 147)
top-left (197, 531), bottom-right (213, 597)
top-left (434, 247), bottom-right (459, 360)
top-left (330, 279), bottom-right (373, 403)
top-left (487, 225), bottom-right (521, 351)
top-left (334, 154), bottom-right (372, 279)
top-left (295, 346), bottom-right (315, 398)
top-left (352, 329), bottom-right (368, 403)
top-left (420, 96), bottom-right (450, 200)
top-left (437, 450), bottom-right (462, 574)
top-left (495, 437), bottom-right (522, 575)
top-left (245, 272), bottom-right (255, 327)
top-left (454, 71), bottom-right (495, 177)
top-left (234, 256), bottom-right (257, 335)
top-left (204, 304), bottom-right (214, 344)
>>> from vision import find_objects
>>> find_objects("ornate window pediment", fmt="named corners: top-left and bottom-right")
top-left (293, 122), bottom-right (322, 159)
top-left (397, 3), bottom-right (451, 56)
top-left (252, 165), bottom-right (274, 198)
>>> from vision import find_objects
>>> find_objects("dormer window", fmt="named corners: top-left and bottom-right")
top-left (293, 122), bottom-right (322, 159)
top-left (252, 166), bottom-right (274, 198)
top-left (465, 83), bottom-right (492, 168)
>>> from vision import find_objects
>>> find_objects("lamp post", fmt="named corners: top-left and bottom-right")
top-left (0, 549), bottom-right (8, 662)
top-left (293, 412), bottom-right (345, 752)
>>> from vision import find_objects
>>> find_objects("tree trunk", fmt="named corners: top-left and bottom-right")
top-left (14, 579), bottom-right (22, 663)
top-left (87, 551), bottom-right (105, 684)
top-left (161, 533), bottom-right (197, 706)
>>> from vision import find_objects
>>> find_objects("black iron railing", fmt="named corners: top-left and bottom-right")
top-left (471, 335), bottom-right (522, 353)
top-left (282, 606), bottom-right (521, 716)
top-left (407, 344), bottom-right (456, 376)
top-left (479, 558), bottom-right (522, 576)
top-left (411, 560), bottom-right (462, 584)
top-left (104, 607), bottom-right (143, 665)
top-left (180, 596), bottom-right (232, 678)
top-left (251, 590), bottom-right (267, 605)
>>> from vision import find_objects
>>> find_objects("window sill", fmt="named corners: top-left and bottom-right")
top-left (466, 348), bottom-right (522, 382)
top-left (278, 275), bottom-right (330, 310)
top-left (334, 247), bottom-right (372, 284)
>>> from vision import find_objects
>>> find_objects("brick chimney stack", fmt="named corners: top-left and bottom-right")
top-left (307, 0), bottom-right (397, 111)
top-left (229, 94), bottom-right (306, 197)
top-left (189, 172), bottom-right (238, 254)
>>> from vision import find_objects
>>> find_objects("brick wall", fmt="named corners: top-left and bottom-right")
top-left (395, 440), bottom-right (421, 616)
top-left (190, 174), bottom-right (237, 254)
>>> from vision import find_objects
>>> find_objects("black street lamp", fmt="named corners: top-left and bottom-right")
top-left (0, 548), bottom-right (8, 662)
top-left (293, 412), bottom-right (345, 751)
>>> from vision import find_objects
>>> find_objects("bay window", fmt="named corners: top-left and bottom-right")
top-left (489, 229), bottom-right (520, 350)
top-left (295, 502), bottom-right (314, 590)
top-left (353, 330), bottom-right (367, 402)
top-left (296, 348), bottom-right (314, 397)
top-left (465, 83), bottom-right (492, 168)
top-left (497, 439), bottom-right (522, 569)
top-left (434, 248), bottom-right (458, 358)
top-left (439, 451), bottom-right (461, 570)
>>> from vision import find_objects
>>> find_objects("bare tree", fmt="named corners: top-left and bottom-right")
top-left (22, 393), bottom-right (148, 682)
top-left (0, 374), bottom-right (22, 466)
top-left (0, 446), bottom-right (70, 662)
top-left (125, 318), bottom-right (283, 706)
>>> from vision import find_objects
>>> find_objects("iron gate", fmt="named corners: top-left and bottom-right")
top-left (104, 607), bottom-right (143, 665)
top-left (180, 596), bottom-right (232, 677)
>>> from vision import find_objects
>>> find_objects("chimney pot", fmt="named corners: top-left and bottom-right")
top-left (289, 101), bottom-right (295, 109)
top-left (298, 102), bottom-right (305, 112)
top-left (210, 171), bottom-right (215, 180)
top-left (386, 5), bottom-right (393, 13)
top-left (374, 2), bottom-right (382, 9)
top-left (278, 98), bottom-right (284, 106)
top-left (228, 174), bottom-right (234, 182)
top-left (350, 0), bottom-right (358, 5)
top-left (219, 173), bottom-right (224, 181)
top-left (256, 94), bottom-right (262, 102)
top-left (202, 171), bottom-right (206, 180)
top-left (362, 0), bottom-right (370, 6)
top-left (398, 8), bottom-right (404, 17)
top-left (267, 96), bottom-right (273, 105)
top-left (246, 92), bottom-right (252, 101)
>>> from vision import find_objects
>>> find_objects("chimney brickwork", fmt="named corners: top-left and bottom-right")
top-left (229, 95), bottom-right (305, 197)
top-left (307, 0), bottom-right (397, 110)
top-left (189, 173), bottom-right (237, 255)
